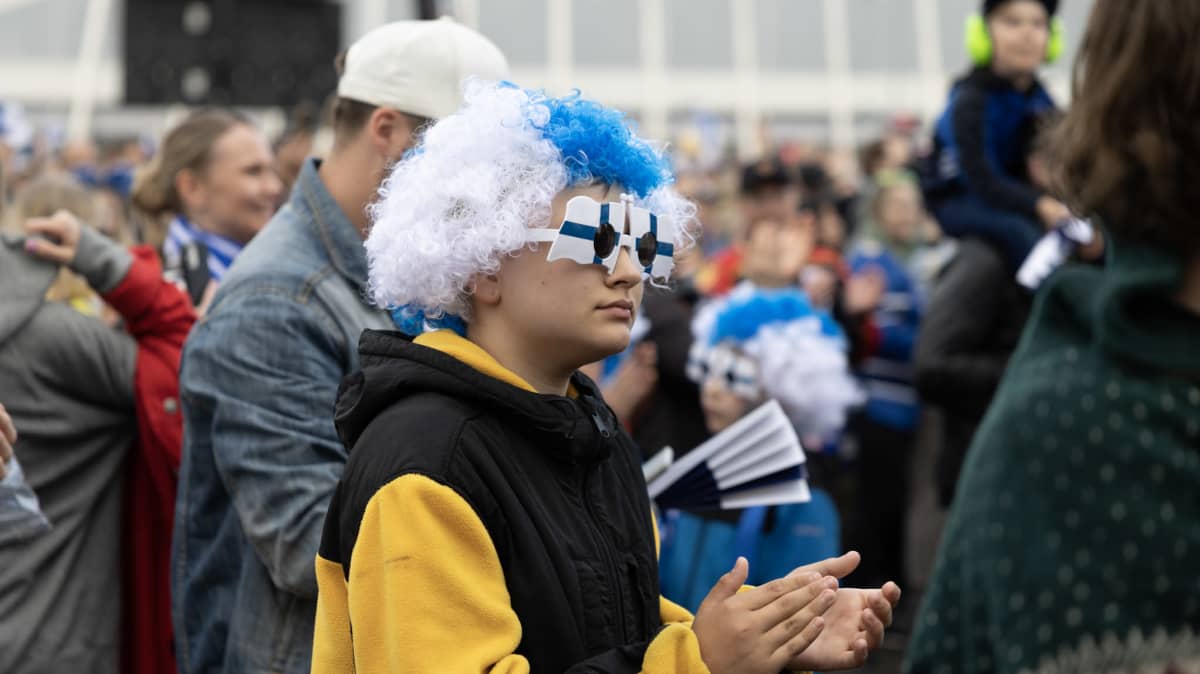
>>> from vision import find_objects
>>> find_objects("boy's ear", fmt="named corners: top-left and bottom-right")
top-left (473, 273), bottom-right (502, 306)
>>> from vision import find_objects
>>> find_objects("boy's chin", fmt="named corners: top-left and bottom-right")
top-left (573, 328), bottom-right (633, 365)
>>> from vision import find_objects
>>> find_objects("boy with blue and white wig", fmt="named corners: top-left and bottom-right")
top-left (367, 80), bottom-right (696, 334)
top-left (313, 81), bottom-right (899, 674)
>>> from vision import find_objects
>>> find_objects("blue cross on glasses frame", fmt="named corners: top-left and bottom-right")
top-left (525, 195), bottom-right (676, 281)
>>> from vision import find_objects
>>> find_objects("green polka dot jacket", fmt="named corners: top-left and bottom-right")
top-left (905, 237), bottom-right (1200, 674)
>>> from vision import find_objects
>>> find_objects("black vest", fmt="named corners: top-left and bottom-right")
top-left (323, 331), bottom-right (663, 672)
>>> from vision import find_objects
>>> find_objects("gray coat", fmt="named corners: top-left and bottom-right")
top-left (0, 229), bottom-right (135, 674)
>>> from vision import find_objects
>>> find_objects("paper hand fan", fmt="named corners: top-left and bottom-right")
top-left (646, 399), bottom-right (810, 511)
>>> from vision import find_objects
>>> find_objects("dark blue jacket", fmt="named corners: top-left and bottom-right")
top-left (925, 67), bottom-right (1057, 219)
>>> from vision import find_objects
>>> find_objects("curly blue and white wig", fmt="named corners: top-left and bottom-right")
top-left (689, 283), bottom-right (864, 439)
top-left (365, 80), bottom-right (698, 334)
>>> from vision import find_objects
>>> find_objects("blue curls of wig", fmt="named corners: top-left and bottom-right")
top-left (391, 306), bottom-right (468, 337)
top-left (516, 84), bottom-right (674, 198)
top-left (708, 288), bottom-right (845, 347)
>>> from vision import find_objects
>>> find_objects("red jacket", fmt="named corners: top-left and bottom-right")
top-left (695, 244), bottom-right (743, 297)
top-left (103, 246), bottom-right (195, 674)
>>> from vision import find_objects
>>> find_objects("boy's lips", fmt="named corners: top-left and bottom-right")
top-left (596, 299), bottom-right (634, 321)
top-left (597, 299), bottom-right (633, 311)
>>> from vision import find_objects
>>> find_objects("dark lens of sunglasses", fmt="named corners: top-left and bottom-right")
top-left (593, 223), bottom-right (617, 258)
top-left (636, 232), bottom-right (658, 267)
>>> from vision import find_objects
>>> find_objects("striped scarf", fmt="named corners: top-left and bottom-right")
top-left (162, 215), bottom-right (243, 282)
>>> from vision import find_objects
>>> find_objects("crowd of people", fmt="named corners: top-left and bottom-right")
top-left (0, 1), bottom-right (1197, 673)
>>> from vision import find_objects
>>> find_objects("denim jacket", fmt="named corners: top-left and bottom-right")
top-left (171, 159), bottom-right (392, 674)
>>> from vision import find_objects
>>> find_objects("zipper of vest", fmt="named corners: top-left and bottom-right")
top-left (582, 466), bottom-right (628, 644)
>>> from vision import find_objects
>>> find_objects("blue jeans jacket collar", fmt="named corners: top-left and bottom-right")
top-left (293, 158), bottom-right (370, 293)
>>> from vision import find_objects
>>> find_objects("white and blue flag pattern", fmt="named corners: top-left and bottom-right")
top-left (529, 196), bottom-right (676, 282)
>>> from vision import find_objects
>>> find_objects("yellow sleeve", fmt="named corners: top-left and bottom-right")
top-left (640, 623), bottom-right (710, 673)
top-left (319, 473), bottom-right (529, 673)
top-left (312, 555), bottom-right (355, 672)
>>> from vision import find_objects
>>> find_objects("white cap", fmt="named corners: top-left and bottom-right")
top-left (337, 17), bottom-right (510, 120)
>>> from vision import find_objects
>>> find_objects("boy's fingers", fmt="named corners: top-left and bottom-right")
top-left (810, 638), bottom-right (869, 671)
top-left (869, 584), bottom-right (901, 627)
top-left (758, 576), bottom-right (836, 625)
top-left (863, 606), bottom-right (886, 648)
top-left (703, 557), bottom-right (749, 604)
top-left (772, 615), bottom-right (825, 668)
top-left (787, 551), bottom-right (861, 581)
top-left (761, 584), bottom-right (836, 650)
top-left (881, 581), bottom-right (902, 607)
top-left (737, 571), bottom-right (822, 611)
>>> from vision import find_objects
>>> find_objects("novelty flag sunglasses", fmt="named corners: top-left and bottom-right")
top-left (686, 343), bottom-right (763, 400)
top-left (525, 195), bottom-right (676, 282)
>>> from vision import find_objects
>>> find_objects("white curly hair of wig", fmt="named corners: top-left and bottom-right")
top-left (365, 80), bottom-right (697, 328)
top-left (689, 282), bottom-right (864, 439)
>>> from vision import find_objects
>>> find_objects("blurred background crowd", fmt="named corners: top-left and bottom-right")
top-left (4, 1), bottom-right (1198, 674)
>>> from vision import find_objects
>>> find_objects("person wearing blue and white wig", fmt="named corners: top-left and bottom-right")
top-left (321, 80), bottom-right (908, 674)
top-left (367, 80), bottom-right (697, 338)
top-left (689, 285), bottom-right (863, 444)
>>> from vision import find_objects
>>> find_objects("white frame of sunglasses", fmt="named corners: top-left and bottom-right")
top-left (525, 195), bottom-right (676, 281)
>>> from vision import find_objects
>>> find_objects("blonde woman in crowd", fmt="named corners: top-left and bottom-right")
top-left (131, 109), bottom-right (281, 310)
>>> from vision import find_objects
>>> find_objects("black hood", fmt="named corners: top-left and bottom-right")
top-left (335, 330), bottom-right (622, 466)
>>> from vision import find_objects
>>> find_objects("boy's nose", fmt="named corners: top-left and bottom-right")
top-left (607, 245), bottom-right (643, 286)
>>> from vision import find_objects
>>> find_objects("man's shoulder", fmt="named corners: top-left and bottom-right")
top-left (222, 208), bottom-right (329, 290)
top-left (200, 276), bottom-right (320, 328)
top-left (202, 211), bottom-right (343, 321)
top-left (182, 274), bottom-right (344, 369)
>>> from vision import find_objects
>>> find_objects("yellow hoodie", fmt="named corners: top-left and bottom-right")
top-left (312, 330), bottom-right (719, 673)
